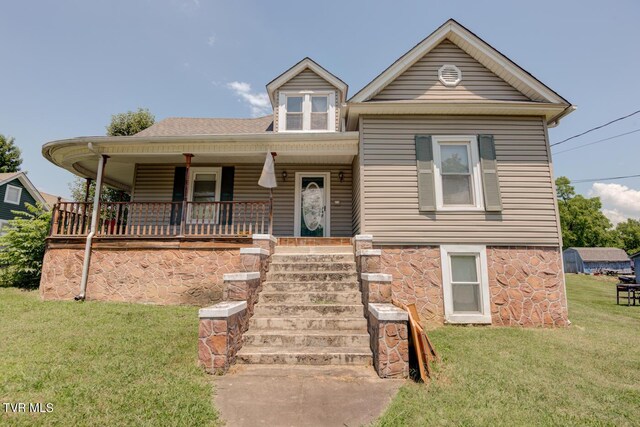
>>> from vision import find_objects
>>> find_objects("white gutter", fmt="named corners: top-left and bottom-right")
top-left (75, 145), bottom-right (107, 301)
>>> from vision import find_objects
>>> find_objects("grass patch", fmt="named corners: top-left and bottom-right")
top-left (377, 274), bottom-right (640, 426)
top-left (0, 289), bottom-right (219, 426)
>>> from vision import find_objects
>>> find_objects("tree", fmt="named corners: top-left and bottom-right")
top-left (614, 219), bottom-right (640, 255)
top-left (555, 176), bottom-right (617, 249)
top-left (0, 134), bottom-right (22, 173)
top-left (0, 204), bottom-right (51, 288)
top-left (106, 108), bottom-right (155, 136)
top-left (69, 108), bottom-right (155, 201)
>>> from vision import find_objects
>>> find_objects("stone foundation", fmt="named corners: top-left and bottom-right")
top-left (488, 247), bottom-right (568, 327)
top-left (363, 244), bottom-right (567, 327)
top-left (40, 246), bottom-right (241, 305)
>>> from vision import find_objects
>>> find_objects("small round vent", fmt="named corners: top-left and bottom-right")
top-left (438, 64), bottom-right (462, 87)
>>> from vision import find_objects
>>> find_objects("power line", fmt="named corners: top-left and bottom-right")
top-left (572, 173), bottom-right (640, 184)
top-left (552, 128), bottom-right (640, 155)
top-left (550, 109), bottom-right (640, 147)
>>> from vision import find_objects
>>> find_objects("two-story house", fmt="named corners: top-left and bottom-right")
top-left (40, 19), bottom-right (572, 374)
top-left (0, 172), bottom-right (48, 233)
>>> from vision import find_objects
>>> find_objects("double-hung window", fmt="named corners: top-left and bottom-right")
top-left (441, 245), bottom-right (491, 324)
top-left (433, 136), bottom-right (483, 210)
top-left (187, 167), bottom-right (222, 223)
top-left (279, 92), bottom-right (335, 132)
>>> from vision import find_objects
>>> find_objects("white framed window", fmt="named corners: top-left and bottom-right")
top-left (433, 135), bottom-right (483, 211)
top-left (0, 219), bottom-right (9, 236)
top-left (278, 91), bottom-right (335, 132)
top-left (187, 167), bottom-right (222, 223)
top-left (441, 245), bottom-right (491, 324)
top-left (4, 185), bottom-right (22, 205)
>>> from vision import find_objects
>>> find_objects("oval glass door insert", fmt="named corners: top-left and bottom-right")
top-left (302, 181), bottom-right (324, 231)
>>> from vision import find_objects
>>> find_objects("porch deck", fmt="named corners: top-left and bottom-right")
top-left (49, 200), bottom-right (272, 238)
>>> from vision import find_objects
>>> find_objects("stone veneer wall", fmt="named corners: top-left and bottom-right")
top-left (40, 247), bottom-right (241, 305)
top-left (377, 245), bottom-right (568, 327)
top-left (199, 308), bottom-right (248, 373)
top-left (368, 316), bottom-right (409, 378)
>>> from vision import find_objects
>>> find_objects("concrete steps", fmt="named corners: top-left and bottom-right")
top-left (238, 245), bottom-right (372, 367)
top-left (262, 281), bottom-right (360, 292)
top-left (259, 291), bottom-right (361, 304)
top-left (236, 346), bottom-right (372, 366)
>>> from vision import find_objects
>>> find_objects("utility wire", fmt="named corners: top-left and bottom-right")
top-left (550, 109), bottom-right (640, 147)
top-left (572, 173), bottom-right (640, 184)
top-left (552, 128), bottom-right (640, 155)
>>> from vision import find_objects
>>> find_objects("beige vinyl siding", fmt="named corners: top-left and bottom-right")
top-left (132, 165), bottom-right (174, 201)
top-left (275, 68), bottom-right (341, 131)
top-left (372, 40), bottom-right (530, 102)
top-left (361, 115), bottom-right (560, 245)
top-left (132, 163), bottom-right (353, 237)
top-left (351, 155), bottom-right (362, 234)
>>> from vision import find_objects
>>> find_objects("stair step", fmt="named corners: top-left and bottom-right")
top-left (249, 316), bottom-right (368, 330)
top-left (236, 346), bottom-right (373, 366)
top-left (253, 303), bottom-right (364, 317)
top-left (262, 281), bottom-right (360, 292)
top-left (274, 246), bottom-right (353, 254)
top-left (266, 271), bottom-right (358, 282)
top-left (271, 254), bottom-right (355, 263)
top-left (269, 262), bottom-right (356, 272)
top-left (259, 291), bottom-right (361, 304)
top-left (243, 330), bottom-right (370, 347)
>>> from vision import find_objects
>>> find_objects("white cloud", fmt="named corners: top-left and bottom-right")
top-left (602, 208), bottom-right (627, 225)
top-left (207, 35), bottom-right (216, 46)
top-left (226, 81), bottom-right (271, 117)
top-left (590, 182), bottom-right (640, 224)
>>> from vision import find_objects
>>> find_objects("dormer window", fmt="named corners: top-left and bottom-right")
top-left (279, 91), bottom-right (335, 132)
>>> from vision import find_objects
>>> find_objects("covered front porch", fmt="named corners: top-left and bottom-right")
top-left (44, 131), bottom-right (359, 240)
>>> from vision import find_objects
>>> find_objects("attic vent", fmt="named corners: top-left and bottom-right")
top-left (438, 64), bottom-right (462, 87)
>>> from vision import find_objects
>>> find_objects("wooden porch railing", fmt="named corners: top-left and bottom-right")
top-left (49, 200), bottom-right (271, 238)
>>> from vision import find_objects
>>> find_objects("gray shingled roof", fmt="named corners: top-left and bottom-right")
top-left (135, 116), bottom-right (274, 137)
top-left (566, 247), bottom-right (630, 262)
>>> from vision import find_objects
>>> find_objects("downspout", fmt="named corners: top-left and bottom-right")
top-left (75, 145), bottom-right (108, 301)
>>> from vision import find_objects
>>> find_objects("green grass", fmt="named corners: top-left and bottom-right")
top-left (0, 289), bottom-right (219, 426)
top-left (377, 274), bottom-right (640, 426)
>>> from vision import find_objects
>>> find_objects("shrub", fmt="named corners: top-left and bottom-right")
top-left (0, 203), bottom-right (51, 288)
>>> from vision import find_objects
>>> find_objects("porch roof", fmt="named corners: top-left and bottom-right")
top-left (43, 131), bottom-right (359, 191)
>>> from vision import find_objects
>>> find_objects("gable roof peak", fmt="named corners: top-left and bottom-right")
top-left (266, 57), bottom-right (348, 107)
top-left (350, 18), bottom-right (572, 113)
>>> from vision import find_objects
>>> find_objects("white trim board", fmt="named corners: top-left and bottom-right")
top-left (293, 172), bottom-right (331, 237)
top-left (440, 244), bottom-right (492, 324)
top-left (266, 57), bottom-right (347, 107)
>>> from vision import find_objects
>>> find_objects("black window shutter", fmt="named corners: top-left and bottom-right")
top-left (220, 167), bottom-right (235, 225)
top-left (415, 135), bottom-right (436, 212)
top-left (220, 167), bottom-right (235, 201)
top-left (478, 134), bottom-right (502, 211)
top-left (170, 167), bottom-right (186, 225)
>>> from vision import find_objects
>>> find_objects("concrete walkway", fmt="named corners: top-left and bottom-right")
top-left (214, 365), bottom-right (405, 427)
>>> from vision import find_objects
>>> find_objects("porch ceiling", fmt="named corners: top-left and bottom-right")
top-left (43, 132), bottom-right (359, 191)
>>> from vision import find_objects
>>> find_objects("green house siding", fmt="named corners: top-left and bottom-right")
top-left (0, 178), bottom-right (38, 221)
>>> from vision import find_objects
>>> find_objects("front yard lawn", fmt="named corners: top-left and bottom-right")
top-left (2, 274), bottom-right (638, 426)
top-left (0, 289), bottom-right (218, 426)
top-left (377, 274), bottom-right (640, 426)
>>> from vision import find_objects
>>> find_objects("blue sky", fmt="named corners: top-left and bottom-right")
top-left (1, 0), bottom-right (639, 222)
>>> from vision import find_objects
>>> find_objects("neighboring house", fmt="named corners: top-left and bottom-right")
top-left (40, 19), bottom-right (573, 337)
top-left (0, 172), bottom-right (47, 233)
top-left (631, 252), bottom-right (640, 284)
top-left (563, 247), bottom-right (632, 274)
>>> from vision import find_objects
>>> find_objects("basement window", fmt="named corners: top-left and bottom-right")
top-left (441, 245), bottom-right (491, 324)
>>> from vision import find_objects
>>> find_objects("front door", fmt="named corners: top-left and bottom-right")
top-left (294, 172), bottom-right (330, 237)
